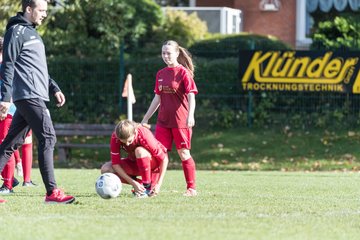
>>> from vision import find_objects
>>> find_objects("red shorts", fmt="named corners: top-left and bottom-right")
top-left (155, 125), bottom-right (192, 151)
top-left (0, 115), bottom-right (12, 140)
top-left (118, 157), bottom-right (160, 177)
top-left (116, 157), bottom-right (160, 188)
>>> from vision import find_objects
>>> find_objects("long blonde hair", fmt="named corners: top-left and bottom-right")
top-left (115, 120), bottom-right (138, 140)
top-left (163, 40), bottom-right (194, 77)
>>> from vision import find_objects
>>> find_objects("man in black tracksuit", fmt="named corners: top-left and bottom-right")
top-left (0, 0), bottom-right (75, 203)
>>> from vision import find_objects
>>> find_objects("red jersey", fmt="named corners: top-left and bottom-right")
top-left (154, 65), bottom-right (198, 128)
top-left (110, 126), bottom-right (167, 165)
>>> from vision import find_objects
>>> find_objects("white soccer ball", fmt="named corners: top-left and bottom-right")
top-left (95, 173), bottom-right (122, 199)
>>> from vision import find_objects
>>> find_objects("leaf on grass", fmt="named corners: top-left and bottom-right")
top-left (212, 162), bottom-right (219, 167)
top-left (248, 162), bottom-right (260, 170)
top-left (221, 159), bottom-right (229, 164)
top-left (341, 153), bottom-right (356, 162)
top-left (236, 162), bottom-right (243, 167)
top-left (283, 125), bottom-right (290, 134)
top-left (348, 131), bottom-right (356, 137)
top-left (321, 138), bottom-right (328, 145)
top-left (312, 161), bottom-right (322, 169)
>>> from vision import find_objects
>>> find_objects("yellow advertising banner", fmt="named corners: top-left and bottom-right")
top-left (239, 51), bottom-right (360, 93)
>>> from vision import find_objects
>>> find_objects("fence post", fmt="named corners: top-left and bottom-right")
top-left (119, 41), bottom-right (125, 112)
top-left (247, 40), bottom-right (255, 128)
top-left (247, 91), bottom-right (253, 128)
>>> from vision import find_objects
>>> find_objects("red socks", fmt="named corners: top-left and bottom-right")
top-left (1, 142), bottom-right (33, 188)
top-left (14, 150), bottom-right (21, 164)
top-left (151, 167), bottom-right (160, 189)
top-left (1, 155), bottom-right (15, 189)
top-left (182, 157), bottom-right (196, 189)
top-left (136, 157), bottom-right (152, 189)
top-left (21, 143), bottom-right (33, 182)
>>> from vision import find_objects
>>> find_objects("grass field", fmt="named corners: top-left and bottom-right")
top-left (52, 127), bottom-right (360, 171)
top-left (1, 169), bottom-right (360, 240)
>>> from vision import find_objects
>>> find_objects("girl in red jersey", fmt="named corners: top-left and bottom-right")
top-left (141, 40), bottom-right (198, 197)
top-left (101, 120), bottom-right (168, 198)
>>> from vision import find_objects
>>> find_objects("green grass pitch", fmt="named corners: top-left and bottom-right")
top-left (1, 169), bottom-right (360, 240)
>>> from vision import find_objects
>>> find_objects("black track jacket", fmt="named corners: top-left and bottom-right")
top-left (0, 12), bottom-right (61, 103)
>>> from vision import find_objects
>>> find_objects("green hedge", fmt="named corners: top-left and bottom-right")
top-left (47, 33), bottom-right (295, 128)
top-left (48, 57), bottom-right (121, 124)
top-left (189, 33), bottom-right (292, 59)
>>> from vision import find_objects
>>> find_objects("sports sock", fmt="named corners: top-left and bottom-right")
top-left (182, 157), bottom-right (196, 189)
top-left (14, 150), bottom-right (21, 164)
top-left (21, 142), bottom-right (33, 183)
top-left (151, 168), bottom-right (160, 189)
top-left (1, 155), bottom-right (15, 189)
top-left (136, 157), bottom-right (152, 188)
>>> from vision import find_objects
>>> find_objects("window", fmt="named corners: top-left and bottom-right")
top-left (154, 0), bottom-right (190, 6)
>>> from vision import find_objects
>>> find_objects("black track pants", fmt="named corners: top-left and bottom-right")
top-left (0, 99), bottom-right (57, 192)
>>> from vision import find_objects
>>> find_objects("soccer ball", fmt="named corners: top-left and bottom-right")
top-left (95, 173), bottom-right (122, 199)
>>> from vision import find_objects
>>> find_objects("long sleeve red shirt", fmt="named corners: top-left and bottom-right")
top-left (110, 126), bottom-right (167, 165)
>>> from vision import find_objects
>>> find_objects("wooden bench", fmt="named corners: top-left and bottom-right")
top-left (54, 123), bottom-right (114, 162)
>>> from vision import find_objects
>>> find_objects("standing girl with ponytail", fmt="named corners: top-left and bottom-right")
top-left (142, 40), bottom-right (198, 196)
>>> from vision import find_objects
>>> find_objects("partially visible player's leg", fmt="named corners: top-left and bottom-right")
top-left (22, 130), bottom-right (35, 186)
top-left (150, 166), bottom-right (160, 190)
top-left (0, 155), bottom-right (15, 194)
top-left (101, 160), bottom-right (141, 185)
top-left (154, 125), bottom-right (173, 151)
top-left (0, 114), bottom-right (25, 194)
top-left (135, 147), bottom-right (152, 193)
top-left (14, 149), bottom-right (23, 177)
top-left (100, 161), bottom-right (114, 174)
top-left (178, 149), bottom-right (197, 196)
top-left (173, 128), bottom-right (197, 196)
top-left (101, 159), bottom-right (143, 197)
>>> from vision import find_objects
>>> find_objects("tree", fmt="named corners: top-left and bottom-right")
top-left (311, 15), bottom-right (360, 50)
top-left (0, 1), bottom-right (21, 36)
top-left (43, 0), bottom-right (163, 58)
top-left (159, 8), bottom-right (208, 48)
top-left (135, 8), bottom-right (208, 55)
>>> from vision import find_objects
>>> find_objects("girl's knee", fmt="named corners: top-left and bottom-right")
top-left (101, 161), bottom-right (113, 174)
top-left (177, 149), bottom-right (191, 160)
top-left (134, 146), bottom-right (151, 158)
